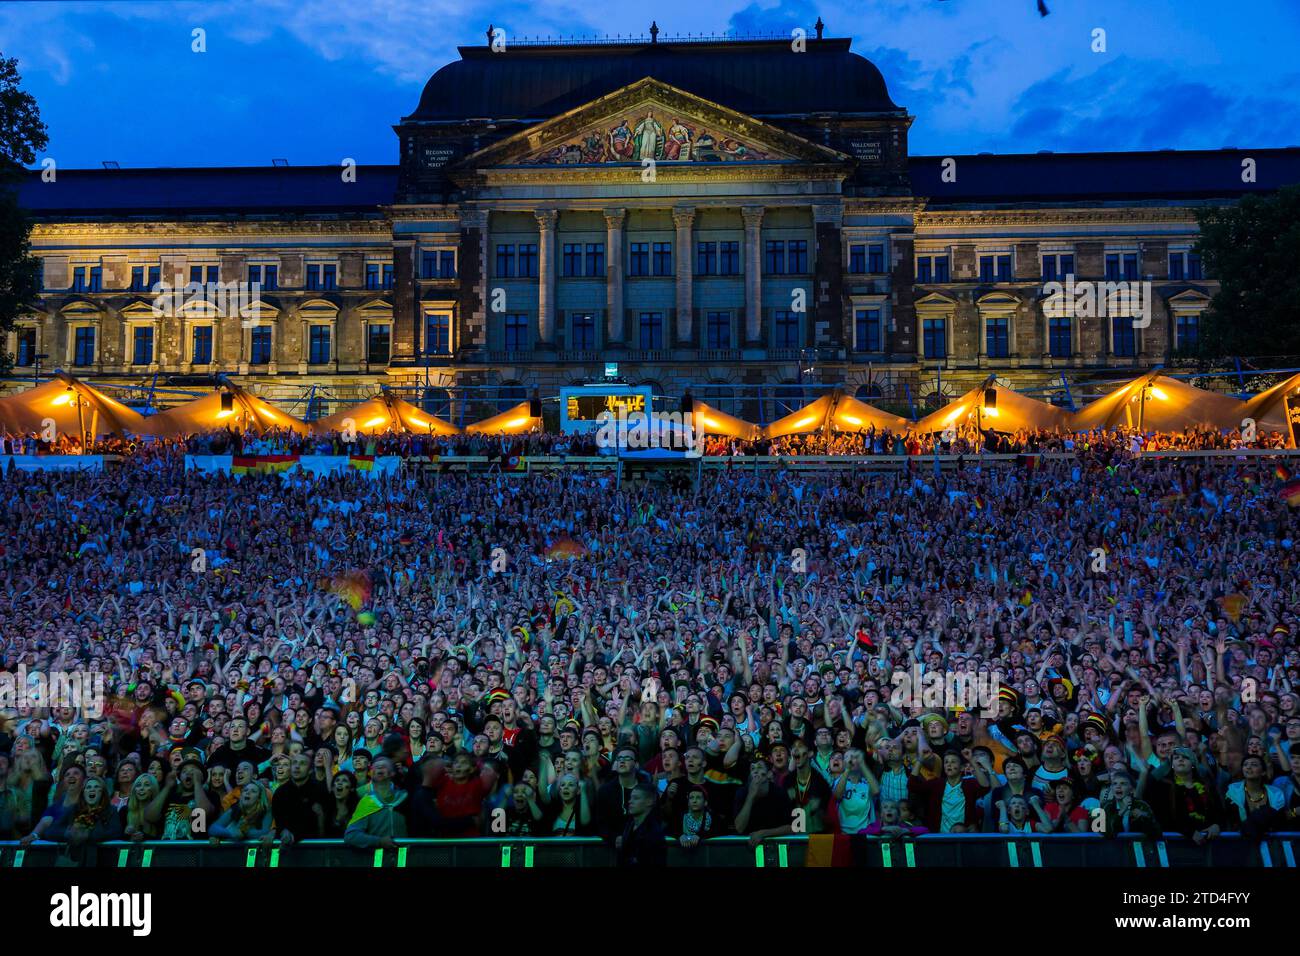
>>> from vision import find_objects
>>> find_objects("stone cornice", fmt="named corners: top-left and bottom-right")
top-left (386, 205), bottom-right (463, 221)
top-left (31, 219), bottom-right (392, 240)
top-left (456, 162), bottom-right (847, 188)
top-left (844, 200), bottom-right (926, 217)
top-left (914, 206), bottom-right (1202, 227)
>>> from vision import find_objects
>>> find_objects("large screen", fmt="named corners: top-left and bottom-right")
top-left (559, 385), bottom-right (653, 433)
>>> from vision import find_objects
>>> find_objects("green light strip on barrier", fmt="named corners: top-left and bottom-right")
top-left (141, 849), bottom-right (152, 867)
top-left (1282, 841), bottom-right (1295, 868)
top-left (1133, 843), bottom-right (1147, 867)
top-left (524, 846), bottom-right (534, 868)
top-left (1007, 842), bottom-right (1020, 867)
top-left (500, 846), bottom-right (511, 867)
top-left (13, 850), bottom-right (24, 868)
top-left (1260, 844), bottom-right (1273, 868)
top-left (880, 842), bottom-right (892, 868)
top-left (117, 849), bottom-right (129, 868)
top-left (754, 845), bottom-right (765, 868)
top-left (245, 849), bottom-right (258, 868)
top-left (778, 844), bottom-right (788, 868)
top-left (373, 849), bottom-right (384, 868)
top-left (270, 848), bottom-right (280, 868)
top-left (1030, 842), bottom-right (1042, 868)
top-left (397, 847), bottom-right (408, 867)
top-left (904, 843), bottom-right (916, 868)
top-left (1156, 842), bottom-right (1168, 868)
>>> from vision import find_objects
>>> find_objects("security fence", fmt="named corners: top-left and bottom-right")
top-left (2, 833), bottom-right (1297, 868)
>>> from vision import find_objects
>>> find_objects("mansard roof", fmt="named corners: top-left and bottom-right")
top-left (406, 37), bottom-right (902, 124)
top-left (911, 147), bottom-right (1300, 205)
top-left (16, 165), bottom-right (400, 218)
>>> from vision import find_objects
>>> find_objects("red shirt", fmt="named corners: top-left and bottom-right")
top-left (433, 775), bottom-right (490, 835)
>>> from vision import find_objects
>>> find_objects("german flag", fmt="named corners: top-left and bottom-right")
top-left (231, 455), bottom-right (298, 475)
top-left (1281, 478), bottom-right (1300, 508)
top-left (1221, 592), bottom-right (1247, 623)
top-left (1275, 464), bottom-right (1292, 482)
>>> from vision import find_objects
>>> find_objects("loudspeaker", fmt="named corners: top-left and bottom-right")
top-left (220, 392), bottom-right (234, 412)
top-left (529, 391), bottom-right (542, 418)
top-left (681, 391), bottom-right (694, 415)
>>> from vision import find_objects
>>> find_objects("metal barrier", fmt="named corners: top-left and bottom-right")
top-left (2, 834), bottom-right (1297, 868)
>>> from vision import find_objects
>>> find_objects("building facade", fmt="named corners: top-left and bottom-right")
top-left (10, 33), bottom-right (1300, 420)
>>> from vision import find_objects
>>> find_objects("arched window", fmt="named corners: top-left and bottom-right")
top-left (421, 386), bottom-right (451, 419)
top-left (855, 382), bottom-right (885, 402)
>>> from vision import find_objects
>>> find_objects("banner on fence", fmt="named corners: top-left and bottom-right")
top-left (185, 455), bottom-right (401, 478)
top-left (1, 455), bottom-right (105, 472)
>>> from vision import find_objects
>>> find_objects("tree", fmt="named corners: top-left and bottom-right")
top-left (0, 54), bottom-right (48, 376)
top-left (1195, 185), bottom-right (1300, 358)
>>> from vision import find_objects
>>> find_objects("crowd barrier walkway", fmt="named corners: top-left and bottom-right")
top-left (2, 833), bottom-right (1297, 868)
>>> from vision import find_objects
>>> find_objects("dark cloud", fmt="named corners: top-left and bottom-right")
top-left (727, 0), bottom-right (822, 36)
top-left (1003, 57), bottom-right (1300, 152)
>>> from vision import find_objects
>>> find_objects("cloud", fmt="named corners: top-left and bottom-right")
top-left (1002, 57), bottom-right (1300, 152)
top-left (727, 0), bottom-right (822, 36)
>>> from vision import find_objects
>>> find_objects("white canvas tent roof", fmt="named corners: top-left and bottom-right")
top-left (1068, 372), bottom-right (1243, 433)
top-left (312, 393), bottom-right (459, 436)
top-left (763, 390), bottom-right (908, 439)
top-left (0, 372), bottom-right (148, 438)
top-left (913, 376), bottom-right (1070, 434)
top-left (139, 383), bottom-right (309, 438)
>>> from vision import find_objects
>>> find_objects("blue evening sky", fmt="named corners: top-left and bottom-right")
top-left (2, 0), bottom-right (1298, 169)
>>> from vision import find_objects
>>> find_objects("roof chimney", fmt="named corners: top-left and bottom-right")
top-left (815, 17), bottom-right (825, 40)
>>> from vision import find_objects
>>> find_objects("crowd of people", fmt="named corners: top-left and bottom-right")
top-left (3, 419), bottom-right (1288, 465)
top-left (1, 425), bottom-right (1298, 866)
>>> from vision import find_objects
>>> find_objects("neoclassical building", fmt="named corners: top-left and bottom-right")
top-left (11, 30), bottom-right (1300, 420)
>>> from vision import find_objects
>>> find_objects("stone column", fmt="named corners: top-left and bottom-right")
top-left (536, 209), bottom-right (558, 346)
top-left (604, 208), bottom-right (626, 345)
top-left (812, 203), bottom-right (843, 348)
top-left (672, 206), bottom-right (695, 346)
top-left (459, 208), bottom-right (489, 354)
top-left (742, 206), bottom-right (765, 345)
top-left (390, 240), bottom-right (418, 364)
